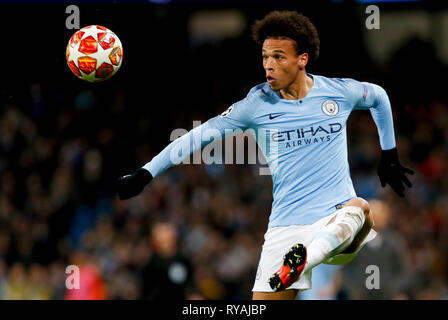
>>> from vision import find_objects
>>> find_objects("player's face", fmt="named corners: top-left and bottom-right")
top-left (262, 38), bottom-right (307, 91)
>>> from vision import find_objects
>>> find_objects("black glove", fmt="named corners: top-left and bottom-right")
top-left (377, 147), bottom-right (414, 198)
top-left (117, 168), bottom-right (153, 200)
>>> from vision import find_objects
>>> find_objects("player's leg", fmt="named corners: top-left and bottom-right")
top-left (302, 197), bottom-right (369, 272)
top-left (338, 197), bottom-right (373, 254)
top-left (252, 289), bottom-right (298, 300)
top-left (269, 197), bottom-right (369, 291)
top-left (322, 197), bottom-right (376, 265)
top-left (322, 197), bottom-right (373, 253)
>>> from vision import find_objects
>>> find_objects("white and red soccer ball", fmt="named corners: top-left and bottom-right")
top-left (66, 25), bottom-right (123, 82)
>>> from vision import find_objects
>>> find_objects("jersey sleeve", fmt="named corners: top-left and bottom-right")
top-left (344, 79), bottom-right (396, 151)
top-left (142, 91), bottom-right (256, 178)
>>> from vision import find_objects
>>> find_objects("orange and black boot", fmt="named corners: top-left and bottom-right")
top-left (269, 244), bottom-right (307, 292)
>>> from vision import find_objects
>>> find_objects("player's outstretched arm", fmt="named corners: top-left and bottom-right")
top-left (116, 95), bottom-right (254, 200)
top-left (349, 80), bottom-right (414, 197)
top-left (117, 168), bottom-right (153, 200)
top-left (116, 120), bottom-right (214, 200)
top-left (366, 84), bottom-right (414, 197)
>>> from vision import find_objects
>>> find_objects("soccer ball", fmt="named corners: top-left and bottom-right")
top-left (66, 25), bottom-right (123, 82)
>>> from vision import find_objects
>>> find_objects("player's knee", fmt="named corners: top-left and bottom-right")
top-left (332, 205), bottom-right (365, 243)
top-left (347, 197), bottom-right (373, 229)
top-left (347, 197), bottom-right (370, 215)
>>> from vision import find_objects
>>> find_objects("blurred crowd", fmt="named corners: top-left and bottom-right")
top-left (0, 82), bottom-right (271, 299)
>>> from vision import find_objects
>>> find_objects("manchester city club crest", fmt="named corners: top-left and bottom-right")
top-left (322, 100), bottom-right (339, 116)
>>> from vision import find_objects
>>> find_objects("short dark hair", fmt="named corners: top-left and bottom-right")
top-left (251, 10), bottom-right (320, 61)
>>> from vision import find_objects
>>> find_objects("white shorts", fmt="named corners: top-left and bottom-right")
top-left (252, 207), bottom-right (377, 292)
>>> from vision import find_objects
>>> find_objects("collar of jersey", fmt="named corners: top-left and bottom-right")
top-left (262, 73), bottom-right (318, 102)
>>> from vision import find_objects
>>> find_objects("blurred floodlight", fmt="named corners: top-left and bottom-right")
top-left (147, 0), bottom-right (172, 4)
top-left (188, 10), bottom-right (246, 44)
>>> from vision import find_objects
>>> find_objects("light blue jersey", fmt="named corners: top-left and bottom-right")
top-left (144, 74), bottom-right (396, 228)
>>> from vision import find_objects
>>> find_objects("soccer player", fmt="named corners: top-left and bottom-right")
top-left (117, 10), bottom-right (414, 300)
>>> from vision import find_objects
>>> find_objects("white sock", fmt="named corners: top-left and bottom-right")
top-left (303, 206), bottom-right (365, 273)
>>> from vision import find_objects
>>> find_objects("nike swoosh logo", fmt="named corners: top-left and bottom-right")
top-left (269, 113), bottom-right (286, 120)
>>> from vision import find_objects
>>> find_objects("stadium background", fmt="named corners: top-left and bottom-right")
top-left (0, 0), bottom-right (447, 299)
